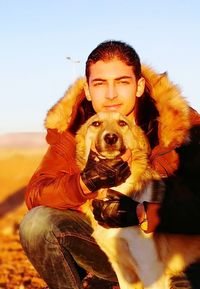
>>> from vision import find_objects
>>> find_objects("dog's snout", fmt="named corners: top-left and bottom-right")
top-left (104, 133), bottom-right (118, 145)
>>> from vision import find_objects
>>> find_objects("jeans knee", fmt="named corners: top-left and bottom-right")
top-left (19, 206), bottom-right (57, 253)
top-left (19, 206), bottom-right (93, 259)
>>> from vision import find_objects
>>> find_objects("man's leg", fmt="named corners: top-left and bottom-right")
top-left (19, 206), bottom-right (117, 289)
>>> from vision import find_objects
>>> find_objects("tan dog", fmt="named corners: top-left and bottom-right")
top-left (76, 112), bottom-right (200, 289)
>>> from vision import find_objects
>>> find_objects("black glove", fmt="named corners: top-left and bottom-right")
top-left (81, 150), bottom-right (131, 192)
top-left (92, 189), bottom-right (139, 228)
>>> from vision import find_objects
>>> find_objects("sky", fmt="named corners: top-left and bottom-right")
top-left (0, 0), bottom-right (200, 133)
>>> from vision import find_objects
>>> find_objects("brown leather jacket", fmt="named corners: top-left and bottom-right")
top-left (25, 65), bottom-right (200, 233)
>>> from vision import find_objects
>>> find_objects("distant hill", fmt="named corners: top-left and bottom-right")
top-left (0, 132), bottom-right (47, 148)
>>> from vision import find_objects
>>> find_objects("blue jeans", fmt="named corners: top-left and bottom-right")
top-left (19, 206), bottom-right (117, 289)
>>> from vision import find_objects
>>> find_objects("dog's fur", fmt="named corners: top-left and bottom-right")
top-left (76, 112), bottom-right (200, 289)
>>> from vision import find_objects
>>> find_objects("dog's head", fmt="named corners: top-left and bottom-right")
top-left (76, 112), bottom-right (150, 170)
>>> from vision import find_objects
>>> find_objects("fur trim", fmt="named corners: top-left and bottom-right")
top-left (45, 65), bottom-right (191, 147)
top-left (142, 65), bottom-right (190, 147)
top-left (45, 78), bottom-right (86, 133)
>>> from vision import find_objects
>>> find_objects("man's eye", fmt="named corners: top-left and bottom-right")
top-left (92, 121), bottom-right (102, 127)
top-left (118, 120), bottom-right (128, 127)
top-left (118, 80), bottom-right (130, 85)
top-left (94, 82), bottom-right (104, 86)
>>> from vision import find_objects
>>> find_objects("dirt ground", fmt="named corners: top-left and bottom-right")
top-left (0, 204), bottom-right (47, 289)
top-left (0, 148), bottom-right (47, 289)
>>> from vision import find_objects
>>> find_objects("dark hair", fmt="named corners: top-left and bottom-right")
top-left (85, 40), bottom-right (141, 82)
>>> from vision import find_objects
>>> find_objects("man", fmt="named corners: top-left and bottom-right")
top-left (20, 40), bottom-right (200, 289)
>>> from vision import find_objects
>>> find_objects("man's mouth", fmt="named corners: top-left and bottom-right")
top-left (104, 104), bottom-right (122, 111)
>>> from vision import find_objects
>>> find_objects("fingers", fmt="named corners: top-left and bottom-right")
top-left (92, 198), bottom-right (120, 228)
top-left (106, 189), bottom-right (125, 199)
top-left (95, 159), bottom-right (130, 180)
top-left (92, 199), bottom-right (103, 209)
top-left (87, 150), bottom-right (99, 162)
top-left (106, 189), bottom-right (134, 205)
top-left (112, 159), bottom-right (131, 175)
top-left (92, 199), bottom-right (104, 222)
top-left (119, 161), bottom-right (131, 178)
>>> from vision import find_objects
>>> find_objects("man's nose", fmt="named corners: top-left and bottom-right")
top-left (106, 85), bottom-right (117, 100)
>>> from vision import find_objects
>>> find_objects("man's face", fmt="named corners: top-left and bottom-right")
top-left (84, 59), bottom-right (145, 122)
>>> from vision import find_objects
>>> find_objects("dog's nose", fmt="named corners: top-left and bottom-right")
top-left (104, 133), bottom-right (118, 145)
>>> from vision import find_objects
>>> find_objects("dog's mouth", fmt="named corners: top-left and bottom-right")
top-left (96, 146), bottom-right (126, 159)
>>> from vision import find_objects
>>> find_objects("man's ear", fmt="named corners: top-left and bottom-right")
top-left (84, 82), bottom-right (91, 101)
top-left (136, 77), bottom-right (145, 98)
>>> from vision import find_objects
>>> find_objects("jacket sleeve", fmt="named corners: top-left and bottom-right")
top-left (25, 129), bottom-right (97, 210)
top-left (156, 125), bottom-right (200, 234)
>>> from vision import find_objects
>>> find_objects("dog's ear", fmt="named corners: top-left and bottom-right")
top-left (130, 124), bottom-right (151, 154)
top-left (76, 119), bottom-right (95, 168)
top-left (76, 123), bottom-right (88, 169)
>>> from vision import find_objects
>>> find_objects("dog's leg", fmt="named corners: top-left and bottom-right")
top-left (110, 260), bottom-right (143, 289)
top-left (93, 226), bottom-right (143, 289)
top-left (119, 227), bottom-right (169, 289)
top-left (111, 238), bottom-right (143, 289)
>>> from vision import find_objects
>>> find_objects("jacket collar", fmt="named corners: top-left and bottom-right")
top-left (45, 65), bottom-right (190, 148)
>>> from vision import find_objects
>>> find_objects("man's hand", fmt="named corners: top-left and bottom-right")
top-left (92, 189), bottom-right (139, 228)
top-left (81, 151), bottom-right (131, 192)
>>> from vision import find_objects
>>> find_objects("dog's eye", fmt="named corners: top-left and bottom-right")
top-left (91, 121), bottom-right (102, 127)
top-left (118, 120), bottom-right (128, 127)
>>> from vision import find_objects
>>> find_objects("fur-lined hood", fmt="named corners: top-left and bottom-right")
top-left (45, 65), bottom-right (193, 148)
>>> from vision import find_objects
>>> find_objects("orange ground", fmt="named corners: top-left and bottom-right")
top-left (0, 148), bottom-right (47, 289)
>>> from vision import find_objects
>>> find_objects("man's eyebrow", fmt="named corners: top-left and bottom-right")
top-left (91, 76), bottom-right (132, 83)
top-left (115, 76), bottom-right (132, 81)
top-left (91, 78), bottom-right (106, 83)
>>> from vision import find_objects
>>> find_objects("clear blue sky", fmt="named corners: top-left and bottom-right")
top-left (0, 0), bottom-right (200, 133)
